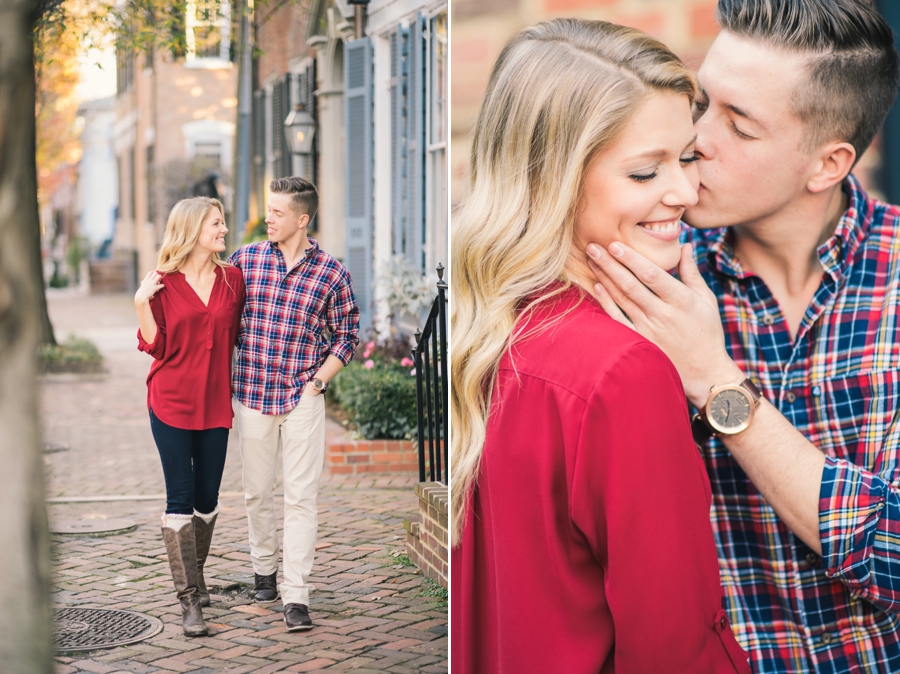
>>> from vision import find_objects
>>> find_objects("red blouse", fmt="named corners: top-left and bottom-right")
top-left (137, 265), bottom-right (245, 430)
top-left (451, 288), bottom-right (750, 674)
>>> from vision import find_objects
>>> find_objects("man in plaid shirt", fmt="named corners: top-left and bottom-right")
top-left (588, 1), bottom-right (900, 672)
top-left (228, 177), bottom-right (359, 631)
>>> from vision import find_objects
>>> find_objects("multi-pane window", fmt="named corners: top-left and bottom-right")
top-left (186, 0), bottom-right (231, 65)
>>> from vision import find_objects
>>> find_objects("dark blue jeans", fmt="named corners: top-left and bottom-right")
top-left (149, 409), bottom-right (228, 515)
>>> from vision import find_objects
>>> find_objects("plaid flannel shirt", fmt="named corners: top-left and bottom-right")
top-left (686, 175), bottom-right (900, 673)
top-left (228, 239), bottom-right (359, 415)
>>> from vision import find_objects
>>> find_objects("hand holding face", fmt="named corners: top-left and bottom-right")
top-left (135, 271), bottom-right (164, 306)
top-left (587, 241), bottom-right (743, 406)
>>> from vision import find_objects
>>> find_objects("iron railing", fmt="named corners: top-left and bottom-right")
top-left (412, 264), bottom-right (448, 483)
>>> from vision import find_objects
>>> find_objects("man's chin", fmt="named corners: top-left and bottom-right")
top-left (683, 206), bottom-right (728, 231)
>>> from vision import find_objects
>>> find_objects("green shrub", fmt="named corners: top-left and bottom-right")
top-left (331, 360), bottom-right (417, 440)
top-left (38, 336), bottom-right (105, 373)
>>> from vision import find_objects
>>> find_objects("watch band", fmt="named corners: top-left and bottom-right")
top-left (691, 377), bottom-right (761, 446)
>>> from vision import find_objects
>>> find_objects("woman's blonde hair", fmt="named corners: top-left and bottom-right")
top-left (156, 197), bottom-right (230, 274)
top-left (451, 18), bottom-right (697, 545)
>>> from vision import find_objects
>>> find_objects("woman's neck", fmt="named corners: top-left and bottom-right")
top-left (181, 252), bottom-right (217, 279)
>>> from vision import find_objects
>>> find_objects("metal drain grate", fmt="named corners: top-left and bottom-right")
top-left (54, 607), bottom-right (163, 653)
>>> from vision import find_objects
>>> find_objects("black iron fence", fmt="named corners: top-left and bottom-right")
top-left (412, 264), bottom-right (448, 483)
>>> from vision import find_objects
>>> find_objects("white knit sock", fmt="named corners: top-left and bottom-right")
top-left (161, 513), bottom-right (193, 531)
top-left (193, 505), bottom-right (219, 524)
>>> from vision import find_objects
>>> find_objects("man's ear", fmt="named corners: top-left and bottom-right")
top-left (297, 213), bottom-right (310, 230)
top-left (807, 141), bottom-right (855, 194)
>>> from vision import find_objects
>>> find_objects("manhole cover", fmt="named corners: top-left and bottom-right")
top-left (54, 608), bottom-right (163, 653)
top-left (50, 518), bottom-right (137, 536)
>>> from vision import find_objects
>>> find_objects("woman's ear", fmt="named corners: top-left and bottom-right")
top-left (807, 141), bottom-right (855, 194)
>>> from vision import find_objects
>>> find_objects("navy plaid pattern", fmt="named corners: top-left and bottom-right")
top-left (228, 239), bottom-right (359, 415)
top-left (686, 176), bottom-right (900, 673)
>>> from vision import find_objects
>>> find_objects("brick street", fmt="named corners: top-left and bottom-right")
top-left (41, 289), bottom-right (448, 674)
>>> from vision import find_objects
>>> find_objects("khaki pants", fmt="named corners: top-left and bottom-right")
top-left (236, 395), bottom-right (325, 606)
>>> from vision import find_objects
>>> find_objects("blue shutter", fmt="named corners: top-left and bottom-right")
top-left (345, 37), bottom-right (374, 330)
top-left (406, 12), bottom-right (427, 272)
top-left (390, 29), bottom-right (406, 257)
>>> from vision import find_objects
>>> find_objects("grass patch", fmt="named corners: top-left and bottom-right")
top-left (382, 550), bottom-right (417, 568)
top-left (419, 577), bottom-right (448, 608)
top-left (38, 336), bottom-right (105, 374)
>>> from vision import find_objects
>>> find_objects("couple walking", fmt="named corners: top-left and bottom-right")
top-left (134, 177), bottom-right (360, 636)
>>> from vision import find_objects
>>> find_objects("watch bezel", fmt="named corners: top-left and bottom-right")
top-left (312, 378), bottom-right (325, 391)
top-left (705, 384), bottom-right (755, 435)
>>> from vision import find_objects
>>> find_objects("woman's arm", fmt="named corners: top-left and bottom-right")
top-left (571, 342), bottom-right (750, 673)
top-left (135, 271), bottom-right (165, 355)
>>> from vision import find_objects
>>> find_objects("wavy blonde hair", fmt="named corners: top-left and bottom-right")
top-left (451, 18), bottom-right (697, 545)
top-left (156, 197), bottom-right (230, 275)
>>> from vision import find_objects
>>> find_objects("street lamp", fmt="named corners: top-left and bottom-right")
top-left (284, 104), bottom-right (316, 156)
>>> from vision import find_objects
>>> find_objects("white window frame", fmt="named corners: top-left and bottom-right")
top-left (185, 0), bottom-right (233, 69)
top-left (425, 10), bottom-right (448, 275)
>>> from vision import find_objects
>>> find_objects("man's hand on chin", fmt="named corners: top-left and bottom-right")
top-left (586, 241), bottom-right (744, 407)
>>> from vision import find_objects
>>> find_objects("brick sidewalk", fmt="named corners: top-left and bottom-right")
top-left (42, 289), bottom-right (447, 673)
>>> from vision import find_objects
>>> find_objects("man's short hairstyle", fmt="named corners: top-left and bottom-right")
top-left (270, 177), bottom-right (319, 219)
top-left (717, 0), bottom-right (900, 161)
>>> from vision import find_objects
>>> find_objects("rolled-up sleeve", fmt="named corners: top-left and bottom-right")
top-left (136, 296), bottom-right (166, 360)
top-left (820, 456), bottom-right (900, 613)
top-left (326, 273), bottom-right (360, 365)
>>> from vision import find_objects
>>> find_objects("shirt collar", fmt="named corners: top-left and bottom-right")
top-left (704, 174), bottom-right (871, 282)
top-left (266, 237), bottom-right (320, 259)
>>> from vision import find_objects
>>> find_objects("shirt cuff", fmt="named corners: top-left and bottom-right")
top-left (819, 456), bottom-right (888, 589)
top-left (136, 327), bottom-right (162, 358)
top-left (329, 339), bottom-right (358, 365)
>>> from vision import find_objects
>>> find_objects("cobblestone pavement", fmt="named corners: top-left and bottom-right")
top-left (42, 289), bottom-right (447, 674)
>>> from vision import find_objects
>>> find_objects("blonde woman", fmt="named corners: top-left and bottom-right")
top-left (135, 197), bottom-right (245, 636)
top-left (451, 19), bottom-right (749, 673)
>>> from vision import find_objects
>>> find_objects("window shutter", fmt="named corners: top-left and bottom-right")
top-left (344, 37), bottom-right (374, 330)
top-left (390, 29), bottom-right (403, 256)
top-left (272, 81), bottom-right (285, 179)
top-left (251, 90), bottom-right (265, 219)
top-left (406, 12), bottom-right (427, 272)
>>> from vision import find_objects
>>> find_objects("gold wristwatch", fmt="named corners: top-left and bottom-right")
top-left (691, 377), bottom-right (762, 446)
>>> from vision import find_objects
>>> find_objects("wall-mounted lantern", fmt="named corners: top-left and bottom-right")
top-left (284, 104), bottom-right (316, 156)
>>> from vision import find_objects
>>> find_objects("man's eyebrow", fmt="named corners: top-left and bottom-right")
top-left (725, 102), bottom-right (763, 127)
top-left (697, 86), bottom-right (766, 128)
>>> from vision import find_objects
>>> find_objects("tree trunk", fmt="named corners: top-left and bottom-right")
top-left (0, 0), bottom-right (55, 672)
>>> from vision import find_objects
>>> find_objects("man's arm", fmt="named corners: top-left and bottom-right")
top-left (588, 240), bottom-right (900, 613)
top-left (303, 272), bottom-right (360, 397)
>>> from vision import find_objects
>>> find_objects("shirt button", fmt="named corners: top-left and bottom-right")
top-left (719, 616), bottom-right (728, 629)
top-left (812, 386), bottom-right (822, 397)
top-left (821, 633), bottom-right (833, 645)
top-left (761, 315), bottom-right (775, 326)
top-left (806, 552), bottom-right (819, 565)
top-left (786, 391), bottom-right (797, 403)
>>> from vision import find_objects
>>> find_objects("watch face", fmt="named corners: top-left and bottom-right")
top-left (707, 387), bottom-right (753, 434)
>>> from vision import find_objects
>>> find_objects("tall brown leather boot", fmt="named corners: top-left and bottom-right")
top-left (161, 516), bottom-right (209, 637)
top-left (192, 508), bottom-right (218, 608)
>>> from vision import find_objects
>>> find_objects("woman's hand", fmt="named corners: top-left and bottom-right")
top-left (135, 271), bottom-right (164, 305)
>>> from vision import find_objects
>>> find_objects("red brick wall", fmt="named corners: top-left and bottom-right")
top-left (327, 440), bottom-right (420, 475)
top-left (255, 2), bottom-right (314, 84)
top-left (405, 483), bottom-right (448, 588)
